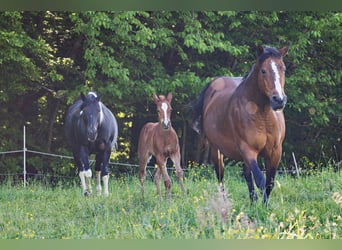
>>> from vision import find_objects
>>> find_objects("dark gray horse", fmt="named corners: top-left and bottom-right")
top-left (65, 92), bottom-right (118, 196)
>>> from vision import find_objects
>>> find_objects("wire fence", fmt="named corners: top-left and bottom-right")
top-left (0, 126), bottom-right (180, 187)
top-left (2, 127), bottom-right (337, 187)
top-left (0, 148), bottom-right (180, 186)
top-left (0, 147), bottom-right (178, 182)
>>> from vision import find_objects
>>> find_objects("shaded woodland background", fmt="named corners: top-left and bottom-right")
top-left (0, 11), bottom-right (341, 177)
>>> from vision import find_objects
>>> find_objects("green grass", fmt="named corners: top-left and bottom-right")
top-left (0, 166), bottom-right (341, 239)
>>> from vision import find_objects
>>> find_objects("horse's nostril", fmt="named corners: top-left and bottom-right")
top-left (272, 96), bottom-right (280, 102)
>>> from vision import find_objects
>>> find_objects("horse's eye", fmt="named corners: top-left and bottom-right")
top-left (261, 69), bottom-right (266, 75)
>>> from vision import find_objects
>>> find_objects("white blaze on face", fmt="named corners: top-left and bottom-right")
top-left (271, 60), bottom-right (284, 99)
top-left (89, 91), bottom-right (97, 98)
top-left (161, 102), bottom-right (169, 125)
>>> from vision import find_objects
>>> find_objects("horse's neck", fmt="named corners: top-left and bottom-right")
top-left (155, 123), bottom-right (173, 137)
top-left (237, 71), bottom-right (268, 108)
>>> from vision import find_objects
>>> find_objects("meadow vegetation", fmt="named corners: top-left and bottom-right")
top-left (0, 164), bottom-right (341, 239)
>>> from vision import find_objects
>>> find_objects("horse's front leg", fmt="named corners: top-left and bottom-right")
top-left (242, 163), bottom-right (258, 202)
top-left (154, 167), bottom-right (162, 196)
top-left (79, 146), bottom-right (92, 196)
top-left (170, 152), bottom-right (185, 193)
top-left (249, 159), bottom-right (267, 203)
top-left (156, 157), bottom-right (171, 199)
top-left (265, 153), bottom-right (281, 204)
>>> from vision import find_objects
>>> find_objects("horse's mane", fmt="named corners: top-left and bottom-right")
top-left (257, 46), bottom-right (282, 64)
top-left (241, 46), bottom-right (282, 81)
top-left (81, 92), bottom-right (99, 109)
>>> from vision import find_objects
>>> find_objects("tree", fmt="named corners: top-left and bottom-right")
top-left (0, 11), bottom-right (341, 178)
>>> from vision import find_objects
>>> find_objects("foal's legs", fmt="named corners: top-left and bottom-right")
top-left (155, 157), bottom-right (172, 199)
top-left (170, 152), bottom-right (185, 193)
top-left (138, 152), bottom-right (150, 198)
top-left (154, 167), bottom-right (162, 196)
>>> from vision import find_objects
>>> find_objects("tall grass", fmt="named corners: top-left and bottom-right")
top-left (0, 165), bottom-right (341, 239)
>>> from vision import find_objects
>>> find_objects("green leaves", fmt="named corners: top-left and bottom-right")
top-left (0, 11), bottom-right (341, 168)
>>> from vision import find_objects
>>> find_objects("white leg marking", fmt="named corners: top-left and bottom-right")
top-left (79, 171), bottom-right (87, 193)
top-left (96, 171), bottom-right (102, 195)
top-left (85, 169), bottom-right (92, 195)
top-left (103, 175), bottom-right (109, 197)
top-left (85, 169), bottom-right (92, 178)
top-left (271, 60), bottom-right (284, 98)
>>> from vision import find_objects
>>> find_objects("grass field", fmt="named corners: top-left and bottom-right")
top-left (0, 165), bottom-right (341, 239)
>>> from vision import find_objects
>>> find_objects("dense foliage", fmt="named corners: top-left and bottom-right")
top-left (0, 11), bottom-right (341, 176)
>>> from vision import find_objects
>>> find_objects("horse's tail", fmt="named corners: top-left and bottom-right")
top-left (191, 82), bottom-right (211, 135)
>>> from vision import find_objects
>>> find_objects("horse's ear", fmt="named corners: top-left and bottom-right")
top-left (96, 93), bottom-right (102, 101)
top-left (153, 93), bottom-right (159, 104)
top-left (279, 46), bottom-right (289, 57)
top-left (80, 92), bottom-right (86, 101)
top-left (256, 45), bottom-right (264, 57)
top-left (166, 92), bottom-right (173, 102)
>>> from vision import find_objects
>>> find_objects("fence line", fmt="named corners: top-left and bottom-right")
top-left (0, 126), bottom-right (182, 186)
top-left (0, 146), bottom-right (176, 170)
top-left (0, 150), bottom-right (24, 155)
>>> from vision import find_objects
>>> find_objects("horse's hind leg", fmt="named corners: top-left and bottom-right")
top-left (95, 153), bottom-right (103, 195)
top-left (211, 147), bottom-right (225, 193)
top-left (138, 154), bottom-right (150, 198)
top-left (102, 147), bottom-right (112, 197)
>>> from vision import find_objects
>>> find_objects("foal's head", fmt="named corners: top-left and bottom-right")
top-left (153, 92), bottom-right (173, 130)
top-left (80, 92), bottom-right (104, 142)
top-left (255, 46), bottom-right (289, 111)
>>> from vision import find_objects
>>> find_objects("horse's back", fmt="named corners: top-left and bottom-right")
top-left (203, 77), bottom-right (241, 120)
top-left (202, 76), bottom-right (245, 160)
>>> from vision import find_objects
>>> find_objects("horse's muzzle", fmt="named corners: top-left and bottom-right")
top-left (87, 131), bottom-right (98, 142)
top-left (162, 121), bottom-right (171, 130)
top-left (271, 95), bottom-right (287, 111)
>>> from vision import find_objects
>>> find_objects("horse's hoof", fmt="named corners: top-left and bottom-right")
top-left (83, 190), bottom-right (92, 197)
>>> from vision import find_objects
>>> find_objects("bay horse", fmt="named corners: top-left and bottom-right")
top-left (65, 92), bottom-right (118, 196)
top-left (138, 93), bottom-right (185, 198)
top-left (192, 45), bottom-right (289, 204)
